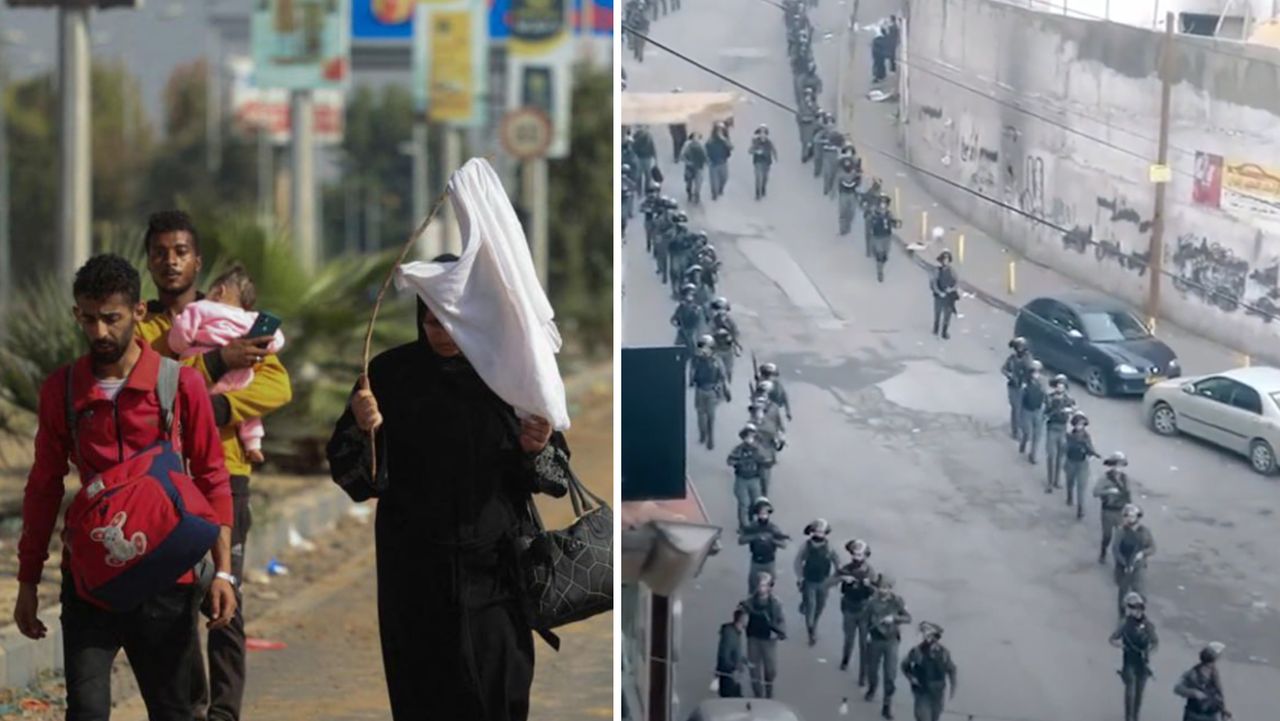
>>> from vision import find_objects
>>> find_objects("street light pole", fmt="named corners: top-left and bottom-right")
top-left (290, 89), bottom-right (317, 272)
top-left (57, 4), bottom-right (92, 287)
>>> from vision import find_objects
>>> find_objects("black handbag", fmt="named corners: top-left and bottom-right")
top-left (516, 464), bottom-right (613, 651)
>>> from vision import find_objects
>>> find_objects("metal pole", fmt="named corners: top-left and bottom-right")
top-left (523, 157), bottom-right (550, 291)
top-left (648, 593), bottom-right (672, 721)
top-left (257, 128), bottom-right (272, 230)
top-left (412, 117), bottom-right (431, 257)
top-left (0, 64), bottom-right (10, 328)
top-left (58, 5), bottom-right (91, 287)
top-left (291, 90), bottom-right (317, 272)
top-left (442, 126), bottom-right (463, 255)
top-left (206, 28), bottom-right (222, 174)
top-left (1145, 12), bottom-right (1175, 325)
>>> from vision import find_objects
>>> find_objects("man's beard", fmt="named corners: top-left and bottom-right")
top-left (90, 326), bottom-right (133, 365)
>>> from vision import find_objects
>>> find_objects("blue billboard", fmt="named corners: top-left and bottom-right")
top-left (489, 0), bottom-right (512, 39)
top-left (351, 0), bottom-right (414, 41)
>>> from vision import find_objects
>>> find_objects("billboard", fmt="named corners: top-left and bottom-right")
top-left (251, 0), bottom-right (350, 90)
top-left (507, 0), bottom-right (574, 157)
top-left (229, 57), bottom-right (345, 145)
top-left (411, 1), bottom-right (488, 124)
top-left (351, 0), bottom-right (415, 41)
top-left (573, 0), bottom-right (613, 35)
top-left (1193, 151), bottom-right (1280, 224)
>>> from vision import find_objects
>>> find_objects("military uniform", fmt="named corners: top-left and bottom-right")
top-left (797, 98), bottom-right (818, 156)
top-left (1174, 663), bottom-right (1229, 721)
top-left (930, 263), bottom-right (959, 339)
top-left (836, 159), bottom-right (861, 235)
top-left (1112, 524), bottom-right (1155, 618)
top-left (1043, 390), bottom-right (1074, 488)
top-left (681, 138), bottom-right (707, 203)
top-left (715, 622), bottom-right (747, 698)
top-left (865, 592), bottom-right (912, 708)
top-left (1063, 428), bottom-right (1099, 514)
top-left (633, 128), bottom-right (657, 183)
top-left (727, 442), bottom-right (771, 529)
top-left (867, 208), bottom-right (899, 282)
top-left (690, 352), bottom-right (730, 449)
top-left (713, 331), bottom-right (739, 384)
top-left (1111, 615), bottom-right (1158, 721)
top-left (739, 593), bottom-right (786, 699)
top-left (795, 540), bottom-right (840, 643)
top-left (667, 231), bottom-right (692, 292)
top-left (1001, 351), bottom-right (1034, 437)
top-left (765, 380), bottom-right (792, 421)
top-left (832, 561), bottom-right (877, 681)
top-left (750, 136), bottom-right (778, 199)
top-left (739, 519), bottom-right (788, 595)
top-left (822, 137), bottom-right (842, 195)
top-left (751, 404), bottom-right (785, 495)
top-left (902, 641), bottom-right (957, 721)
top-left (671, 299), bottom-right (706, 355)
top-left (1018, 375), bottom-right (1046, 463)
top-left (1093, 471), bottom-right (1133, 561)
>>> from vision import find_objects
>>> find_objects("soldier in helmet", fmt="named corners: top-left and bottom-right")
top-left (795, 519), bottom-right (840, 646)
top-left (823, 134), bottom-right (845, 196)
top-left (828, 539), bottom-right (877, 681)
top-left (1093, 452), bottom-right (1133, 563)
top-left (670, 229), bottom-right (701, 292)
top-left (864, 573), bottom-right (912, 719)
top-left (758, 363), bottom-right (792, 421)
top-left (1001, 337), bottom-right (1034, 438)
top-left (798, 88), bottom-right (819, 158)
top-left (1111, 591), bottom-right (1157, 721)
top-left (681, 132), bottom-right (708, 203)
top-left (640, 185), bottom-right (663, 252)
top-left (812, 114), bottom-right (835, 177)
top-left (684, 265), bottom-right (711, 310)
top-left (836, 151), bottom-right (862, 236)
top-left (748, 396), bottom-right (783, 496)
top-left (690, 334), bottom-right (731, 450)
top-left (931, 251), bottom-right (959, 339)
top-left (621, 164), bottom-right (637, 237)
top-left (800, 60), bottom-right (823, 106)
top-left (671, 284), bottom-right (707, 359)
top-left (633, 124), bottom-right (658, 182)
top-left (727, 424), bottom-right (772, 528)
top-left (655, 209), bottom-right (686, 284)
top-left (1112, 503), bottom-right (1155, 619)
top-left (902, 621), bottom-right (957, 721)
top-left (1063, 411), bottom-right (1101, 517)
top-left (867, 194), bottom-right (901, 283)
top-left (738, 497), bottom-right (789, 594)
top-left (709, 298), bottom-right (740, 380)
top-left (750, 125), bottom-right (779, 199)
top-left (1018, 359), bottom-right (1047, 463)
top-left (1174, 643), bottom-right (1231, 721)
top-left (739, 572), bottom-right (786, 699)
top-left (1043, 374), bottom-right (1076, 492)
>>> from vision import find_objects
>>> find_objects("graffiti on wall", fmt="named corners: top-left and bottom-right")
top-left (1170, 233), bottom-right (1280, 318)
top-left (1018, 156), bottom-right (1045, 217)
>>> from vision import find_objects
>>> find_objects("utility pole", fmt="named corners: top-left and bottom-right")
top-left (290, 89), bottom-right (317, 272)
top-left (1145, 11), bottom-right (1175, 325)
top-left (412, 115), bottom-right (431, 257)
top-left (58, 4), bottom-right (91, 287)
top-left (442, 126), bottom-right (463, 255)
top-left (523, 156), bottom-right (550, 291)
top-left (256, 128), bottom-right (272, 230)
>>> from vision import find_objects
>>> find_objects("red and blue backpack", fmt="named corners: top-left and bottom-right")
top-left (62, 358), bottom-right (221, 611)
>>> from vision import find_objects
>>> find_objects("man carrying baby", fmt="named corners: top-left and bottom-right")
top-left (136, 210), bottom-right (293, 721)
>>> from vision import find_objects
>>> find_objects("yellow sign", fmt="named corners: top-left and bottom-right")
top-left (428, 10), bottom-right (473, 123)
top-left (1222, 160), bottom-right (1280, 221)
top-left (1149, 164), bottom-right (1171, 183)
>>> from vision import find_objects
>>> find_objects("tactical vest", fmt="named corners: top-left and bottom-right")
top-left (692, 356), bottom-right (721, 388)
top-left (801, 543), bottom-right (834, 582)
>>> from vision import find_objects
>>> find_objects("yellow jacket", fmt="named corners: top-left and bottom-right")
top-left (138, 301), bottom-right (293, 476)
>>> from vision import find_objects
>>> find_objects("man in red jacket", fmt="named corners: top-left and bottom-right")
top-left (12, 254), bottom-right (236, 721)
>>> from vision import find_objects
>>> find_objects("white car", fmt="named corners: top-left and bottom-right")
top-left (1143, 366), bottom-right (1280, 474)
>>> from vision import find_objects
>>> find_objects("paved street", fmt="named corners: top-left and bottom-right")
top-left (623, 2), bottom-right (1279, 720)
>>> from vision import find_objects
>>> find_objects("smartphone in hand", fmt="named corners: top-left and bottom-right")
top-left (244, 311), bottom-right (282, 339)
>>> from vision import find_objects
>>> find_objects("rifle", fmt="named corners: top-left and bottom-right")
top-left (751, 352), bottom-right (760, 397)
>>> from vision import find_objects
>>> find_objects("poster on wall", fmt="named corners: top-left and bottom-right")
top-left (1193, 151), bottom-right (1223, 209)
top-left (1222, 160), bottom-right (1280, 222)
top-left (411, 1), bottom-right (488, 125)
top-left (351, 0), bottom-right (414, 41)
top-left (251, 0), bottom-right (350, 90)
top-left (506, 0), bottom-right (574, 157)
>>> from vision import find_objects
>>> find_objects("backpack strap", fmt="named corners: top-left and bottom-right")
top-left (156, 357), bottom-right (180, 437)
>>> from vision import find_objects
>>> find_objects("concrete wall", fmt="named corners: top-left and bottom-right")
top-left (896, 0), bottom-right (1280, 357)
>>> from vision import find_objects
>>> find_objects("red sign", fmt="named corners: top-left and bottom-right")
top-left (1193, 151), bottom-right (1223, 208)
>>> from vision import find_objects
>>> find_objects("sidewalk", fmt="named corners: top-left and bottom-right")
top-left (838, 0), bottom-right (1260, 378)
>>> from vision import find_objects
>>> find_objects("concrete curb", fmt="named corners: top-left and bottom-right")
top-left (0, 363), bottom-right (612, 694)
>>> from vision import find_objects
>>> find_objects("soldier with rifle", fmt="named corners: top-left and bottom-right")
top-left (1111, 591), bottom-right (1158, 721)
top-left (1174, 643), bottom-right (1232, 721)
top-left (690, 335), bottom-right (731, 450)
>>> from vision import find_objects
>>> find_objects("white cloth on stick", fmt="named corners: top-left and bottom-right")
top-left (394, 158), bottom-right (570, 430)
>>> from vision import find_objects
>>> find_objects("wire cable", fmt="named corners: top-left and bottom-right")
top-left (620, 21), bottom-right (1280, 322)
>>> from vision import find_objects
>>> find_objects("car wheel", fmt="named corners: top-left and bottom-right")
top-left (1085, 366), bottom-right (1109, 397)
top-left (1249, 439), bottom-right (1276, 475)
top-left (1150, 403), bottom-right (1178, 436)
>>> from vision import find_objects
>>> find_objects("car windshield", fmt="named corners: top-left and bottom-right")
top-left (1079, 311), bottom-right (1150, 342)
top-left (1269, 392), bottom-right (1280, 411)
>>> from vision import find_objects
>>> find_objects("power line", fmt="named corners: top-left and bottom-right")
top-left (620, 22), bottom-right (1280, 322)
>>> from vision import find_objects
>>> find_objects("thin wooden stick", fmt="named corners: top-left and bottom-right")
top-left (360, 189), bottom-right (452, 479)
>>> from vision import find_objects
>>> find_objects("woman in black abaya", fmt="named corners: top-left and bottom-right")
top-left (326, 269), bottom-right (573, 721)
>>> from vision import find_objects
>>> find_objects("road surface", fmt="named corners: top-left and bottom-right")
top-left (623, 2), bottom-right (1278, 720)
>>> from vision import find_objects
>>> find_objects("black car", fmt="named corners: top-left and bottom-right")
top-left (1013, 294), bottom-right (1180, 396)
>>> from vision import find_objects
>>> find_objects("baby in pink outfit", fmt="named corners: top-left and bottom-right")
top-left (168, 264), bottom-right (285, 464)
